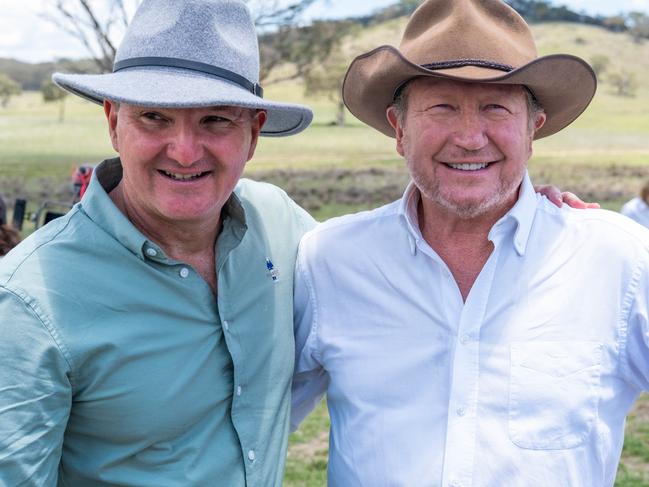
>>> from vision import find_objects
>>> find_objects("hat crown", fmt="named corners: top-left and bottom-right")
top-left (116, 0), bottom-right (259, 83)
top-left (400, 0), bottom-right (537, 70)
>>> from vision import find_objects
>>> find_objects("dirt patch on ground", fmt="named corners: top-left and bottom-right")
top-left (288, 430), bottom-right (329, 460)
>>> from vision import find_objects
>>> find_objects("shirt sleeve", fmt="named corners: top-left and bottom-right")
top-left (621, 259), bottom-right (649, 392)
top-left (291, 237), bottom-right (329, 431)
top-left (0, 288), bottom-right (72, 486)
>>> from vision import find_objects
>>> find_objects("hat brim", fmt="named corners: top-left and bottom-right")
top-left (53, 67), bottom-right (313, 137)
top-left (342, 46), bottom-right (596, 140)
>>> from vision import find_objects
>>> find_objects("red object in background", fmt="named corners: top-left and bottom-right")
top-left (71, 165), bottom-right (94, 200)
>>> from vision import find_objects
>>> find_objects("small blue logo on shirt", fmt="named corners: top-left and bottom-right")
top-left (266, 258), bottom-right (279, 282)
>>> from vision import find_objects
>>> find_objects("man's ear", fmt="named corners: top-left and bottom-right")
top-left (104, 101), bottom-right (119, 152)
top-left (246, 110), bottom-right (267, 161)
top-left (528, 111), bottom-right (547, 154)
top-left (534, 112), bottom-right (547, 133)
top-left (386, 106), bottom-right (405, 157)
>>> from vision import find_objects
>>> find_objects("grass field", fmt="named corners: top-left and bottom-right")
top-left (1, 18), bottom-right (648, 487)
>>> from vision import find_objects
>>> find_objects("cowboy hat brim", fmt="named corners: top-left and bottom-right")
top-left (342, 46), bottom-right (597, 140)
top-left (53, 67), bottom-right (313, 137)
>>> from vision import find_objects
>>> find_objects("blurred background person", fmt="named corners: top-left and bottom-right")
top-left (0, 224), bottom-right (21, 257)
top-left (621, 179), bottom-right (649, 229)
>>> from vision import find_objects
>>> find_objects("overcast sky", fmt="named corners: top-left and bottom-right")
top-left (2, 0), bottom-right (649, 63)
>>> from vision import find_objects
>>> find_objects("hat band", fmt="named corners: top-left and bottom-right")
top-left (113, 56), bottom-right (264, 98)
top-left (422, 59), bottom-right (514, 72)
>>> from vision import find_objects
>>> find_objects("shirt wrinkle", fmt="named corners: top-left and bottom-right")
top-left (0, 286), bottom-right (75, 387)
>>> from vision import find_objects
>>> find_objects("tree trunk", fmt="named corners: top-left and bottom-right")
top-left (336, 99), bottom-right (345, 126)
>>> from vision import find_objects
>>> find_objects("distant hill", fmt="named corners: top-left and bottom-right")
top-left (0, 58), bottom-right (100, 91)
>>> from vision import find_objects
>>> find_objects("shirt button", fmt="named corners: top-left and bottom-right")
top-left (145, 248), bottom-right (157, 257)
top-left (236, 385), bottom-right (242, 396)
top-left (456, 407), bottom-right (466, 417)
top-left (449, 481), bottom-right (461, 487)
top-left (248, 450), bottom-right (256, 461)
top-left (223, 320), bottom-right (230, 331)
top-left (460, 334), bottom-right (470, 345)
top-left (179, 267), bottom-right (190, 278)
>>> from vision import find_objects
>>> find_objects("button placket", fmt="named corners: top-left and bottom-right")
top-left (442, 244), bottom-right (502, 487)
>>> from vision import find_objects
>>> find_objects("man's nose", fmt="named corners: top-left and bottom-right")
top-left (452, 112), bottom-right (488, 151)
top-left (166, 124), bottom-right (204, 166)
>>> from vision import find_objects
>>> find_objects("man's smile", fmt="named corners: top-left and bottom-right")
top-left (444, 162), bottom-right (490, 171)
top-left (158, 170), bottom-right (211, 181)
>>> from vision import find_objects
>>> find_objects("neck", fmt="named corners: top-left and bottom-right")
top-left (417, 194), bottom-right (514, 301)
top-left (109, 184), bottom-right (221, 294)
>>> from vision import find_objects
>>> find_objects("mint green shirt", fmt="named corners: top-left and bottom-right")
top-left (0, 158), bottom-right (315, 486)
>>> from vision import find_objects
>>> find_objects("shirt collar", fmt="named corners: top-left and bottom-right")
top-left (497, 171), bottom-right (537, 256)
top-left (397, 171), bottom-right (538, 257)
top-left (80, 157), bottom-right (247, 260)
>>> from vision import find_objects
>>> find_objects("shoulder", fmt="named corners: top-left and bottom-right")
top-left (537, 199), bottom-right (649, 257)
top-left (300, 199), bottom-right (402, 252)
top-left (0, 207), bottom-right (87, 287)
top-left (235, 178), bottom-right (301, 211)
top-left (235, 178), bottom-right (316, 235)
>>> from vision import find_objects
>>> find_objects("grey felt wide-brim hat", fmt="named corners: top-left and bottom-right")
top-left (53, 0), bottom-right (312, 137)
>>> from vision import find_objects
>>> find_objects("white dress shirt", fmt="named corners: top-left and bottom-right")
top-left (621, 196), bottom-right (649, 229)
top-left (292, 173), bottom-right (649, 487)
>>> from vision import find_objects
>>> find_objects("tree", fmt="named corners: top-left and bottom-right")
top-left (609, 71), bottom-right (637, 97)
top-left (43, 0), bottom-right (140, 73)
top-left (602, 15), bottom-right (628, 33)
top-left (589, 55), bottom-right (609, 78)
top-left (304, 47), bottom-right (349, 126)
top-left (302, 21), bottom-right (356, 126)
top-left (0, 74), bottom-right (22, 108)
top-left (628, 11), bottom-right (649, 42)
top-left (260, 19), bottom-right (351, 84)
top-left (42, 80), bottom-right (69, 122)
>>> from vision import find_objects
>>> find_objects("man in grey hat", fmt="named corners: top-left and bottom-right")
top-left (291, 0), bottom-right (649, 485)
top-left (0, 1), bottom-right (314, 485)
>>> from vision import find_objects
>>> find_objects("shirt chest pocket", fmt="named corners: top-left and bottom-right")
top-left (508, 341), bottom-right (603, 450)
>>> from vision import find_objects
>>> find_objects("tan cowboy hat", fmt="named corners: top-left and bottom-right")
top-left (342, 0), bottom-right (596, 139)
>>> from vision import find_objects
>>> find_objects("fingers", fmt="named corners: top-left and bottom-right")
top-left (534, 185), bottom-right (563, 208)
top-left (561, 191), bottom-right (600, 209)
top-left (533, 185), bottom-right (600, 209)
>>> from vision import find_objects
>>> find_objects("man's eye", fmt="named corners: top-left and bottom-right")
top-left (141, 112), bottom-right (166, 121)
top-left (485, 104), bottom-right (509, 112)
top-left (203, 115), bottom-right (230, 124)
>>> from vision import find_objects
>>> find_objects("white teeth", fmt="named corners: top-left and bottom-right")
top-left (163, 171), bottom-right (204, 180)
top-left (447, 163), bottom-right (489, 171)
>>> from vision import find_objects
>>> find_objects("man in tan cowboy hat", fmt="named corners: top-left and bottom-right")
top-left (291, 0), bottom-right (649, 485)
top-left (0, 0), bottom-right (315, 485)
